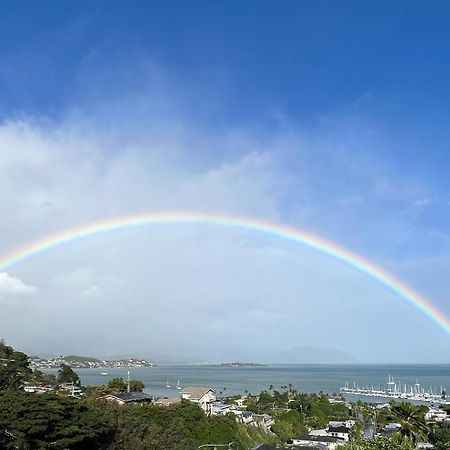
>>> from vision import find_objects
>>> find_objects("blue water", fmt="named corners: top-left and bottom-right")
top-left (46, 364), bottom-right (450, 399)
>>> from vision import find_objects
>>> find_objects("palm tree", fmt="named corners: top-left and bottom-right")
top-left (389, 402), bottom-right (428, 443)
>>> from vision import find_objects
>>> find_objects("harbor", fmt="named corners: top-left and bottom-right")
top-left (341, 375), bottom-right (449, 404)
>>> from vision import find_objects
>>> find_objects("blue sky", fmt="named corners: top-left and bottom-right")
top-left (0, 1), bottom-right (449, 362)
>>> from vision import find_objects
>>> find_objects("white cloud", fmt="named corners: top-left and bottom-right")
top-left (0, 272), bottom-right (38, 297)
top-left (0, 67), bottom-right (447, 362)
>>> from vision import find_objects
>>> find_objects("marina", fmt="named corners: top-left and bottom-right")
top-left (341, 375), bottom-right (448, 404)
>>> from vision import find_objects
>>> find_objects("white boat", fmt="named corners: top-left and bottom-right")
top-left (101, 372), bottom-right (108, 375)
top-left (176, 380), bottom-right (182, 390)
top-left (166, 378), bottom-right (171, 388)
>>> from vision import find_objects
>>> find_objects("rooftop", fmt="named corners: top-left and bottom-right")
top-left (181, 386), bottom-right (215, 399)
top-left (105, 391), bottom-right (152, 403)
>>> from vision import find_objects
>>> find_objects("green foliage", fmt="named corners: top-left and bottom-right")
top-left (0, 390), bottom-right (114, 449)
top-left (341, 435), bottom-right (415, 450)
top-left (271, 409), bottom-right (307, 442)
top-left (0, 340), bottom-right (33, 391)
top-left (93, 377), bottom-right (145, 395)
top-left (389, 401), bottom-right (428, 443)
top-left (57, 364), bottom-right (81, 386)
top-left (428, 424), bottom-right (450, 450)
top-left (93, 399), bottom-right (251, 450)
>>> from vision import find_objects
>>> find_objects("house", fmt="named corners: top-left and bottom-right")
top-left (289, 435), bottom-right (346, 450)
top-left (181, 386), bottom-right (216, 413)
top-left (309, 424), bottom-right (350, 442)
top-left (326, 425), bottom-right (350, 441)
top-left (241, 410), bottom-right (255, 424)
top-left (235, 396), bottom-right (248, 408)
top-left (380, 422), bottom-right (402, 438)
top-left (328, 398), bottom-right (345, 405)
top-left (102, 391), bottom-right (152, 405)
top-left (210, 401), bottom-right (235, 415)
top-left (250, 445), bottom-right (290, 450)
top-left (417, 443), bottom-right (434, 449)
top-left (59, 383), bottom-right (83, 396)
top-left (253, 413), bottom-right (275, 428)
top-left (23, 384), bottom-right (54, 394)
top-left (425, 407), bottom-right (448, 422)
top-left (328, 420), bottom-right (355, 428)
top-left (294, 446), bottom-right (328, 450)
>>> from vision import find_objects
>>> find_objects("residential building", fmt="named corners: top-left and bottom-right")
top-left (289, 435), bottom-right (345, 450)
top-left (425, 407), bottom-right (448, 422)
top-left (102, 391), bottom-right (152, 405)
top-left (210, 401), bottom-right (235, 415)
top-left (181, 386), bottom-right (216, 413)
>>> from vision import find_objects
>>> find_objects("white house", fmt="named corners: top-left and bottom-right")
top-left (290, 435), bottom-right (345, 449)
top-left (326, 424), bottom-right (350, 441)
top-left (234, 396), bottom-right (248, 408)
top-left (181, 387), bottom-right (216, 413)
top-left (253, 413), bottom-right (275, 428)
top-left (308, 422), bottom-right (351, 442)
top-left (425, 407), bottom-right (448, 422)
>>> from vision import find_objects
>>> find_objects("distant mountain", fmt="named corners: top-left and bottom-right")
top-left (264, 346), bottom-right (358, 364)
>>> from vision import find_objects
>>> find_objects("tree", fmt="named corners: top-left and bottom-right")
top-left (94, 377), bottom-right (145, 395)
top-left (429, 424), bottom-right (450, 450)
top-left (0, 340), bottom-right (32, 390)
top-left (57, 364), bottom-right (81, 386)
top-left (129, 379), bottom-right (145, 392)
top-left (389, 402), bottom-right (428, 443)
top-left (341, 436), bottom-right (415, 450)
top-left (0, 390), bottom-right (114, 449)
top-left (107, 377), bottom-right (127, 392)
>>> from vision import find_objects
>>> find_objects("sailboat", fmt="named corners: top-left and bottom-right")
top-left (166, 378), bottom-right (171, 388)
top-left (176, 380), bottom-right (182, 390)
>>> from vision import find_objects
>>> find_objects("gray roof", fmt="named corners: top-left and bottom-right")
top-left (181, 386), bottom-right (215, 399)
top-left (328, 425), bottom-right (350, 433)
top-left (251, 445), bottom-right (289, 450)
top-left (106, 391), bottom-right (152, 403)
top-left (295, 435), bottom-right (344, 443)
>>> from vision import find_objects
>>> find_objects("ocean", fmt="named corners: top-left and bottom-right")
top-left (46, 364), bottom-right (450, 400)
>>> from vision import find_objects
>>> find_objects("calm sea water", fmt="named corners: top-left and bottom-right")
top-left (46, 364), bottom-right (450, 399)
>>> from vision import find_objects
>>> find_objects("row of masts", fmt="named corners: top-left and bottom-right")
top-left (341, 375), bottom-right (447, 404)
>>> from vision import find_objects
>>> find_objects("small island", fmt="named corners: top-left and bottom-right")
top-left (206, 362), bottom-right (267, 368)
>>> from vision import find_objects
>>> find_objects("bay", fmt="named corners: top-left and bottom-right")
top-left (46, 364), bottom-right (450, 400)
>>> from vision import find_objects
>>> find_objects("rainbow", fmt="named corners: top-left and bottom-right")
top-left (0, 210), bottom-right (448, 335)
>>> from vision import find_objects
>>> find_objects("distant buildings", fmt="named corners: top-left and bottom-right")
top-left (30, 355), bottom-right (155, 369)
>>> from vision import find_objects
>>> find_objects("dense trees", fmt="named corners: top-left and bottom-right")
top-left (92, 399), bottom-right (250, 450)
top-left (0, 340), bottom-right (33, 390)
top-left (93, 377), bottom-right (145, 395)
top-left (0, 391), bottom-right (114, 449)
